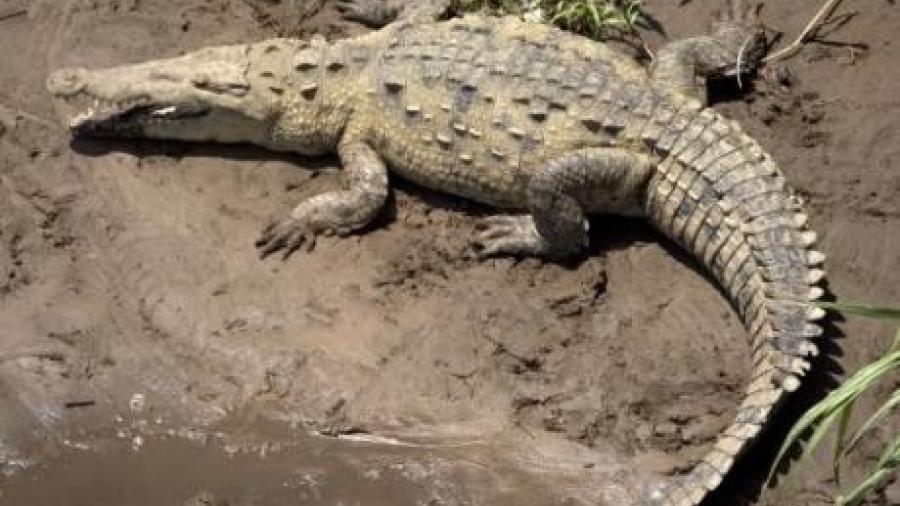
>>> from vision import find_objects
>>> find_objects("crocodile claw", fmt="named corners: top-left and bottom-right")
top-left (473, 215), bottom-right (550, 258)
top-left (256, 217), bottom-right (317, 260)
top-left (716, 0), bottom-right (759, 25)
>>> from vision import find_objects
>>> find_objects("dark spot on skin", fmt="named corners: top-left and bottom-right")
top-left (455, 86), bottom-right (474, 113)
top-left (403, 111), bottom-right (420, 127)
top-left (581, 118), bottom-right (602, 132)
top-left (301, 85), bottom-right (318, 100)
top-left (384, 81), bottom-right (404, 93)
top-left (676, 200), bottom-right (693, 219)
top-left (703, 223), bottom-right (721, 243)
top-left (549, 98), bottom-right (568, 111)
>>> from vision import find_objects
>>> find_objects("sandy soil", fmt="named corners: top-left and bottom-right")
top-left (0, 1), bottom-right (897, 505)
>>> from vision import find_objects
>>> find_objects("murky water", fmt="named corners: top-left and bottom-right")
top-left (0, 433), bottom-right (431, 506)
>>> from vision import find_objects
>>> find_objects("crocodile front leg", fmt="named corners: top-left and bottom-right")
top-left (651, 0), bottom-right (766, 103)
top-left (335, 0), bottom-right (452, 27)
top-left (256, 141), bottom-right (389, 259)
top-left (475, 148), bottom-right (653, 259)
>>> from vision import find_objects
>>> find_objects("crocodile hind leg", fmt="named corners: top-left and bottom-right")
top-left (651, 0), bottom-right (767, 103)
top-left (256, 141), bottom-right (389, 259)
top-left (335, 0), bottom-right (452, 27)
top-left (475, 148), bottom-right (653, 259)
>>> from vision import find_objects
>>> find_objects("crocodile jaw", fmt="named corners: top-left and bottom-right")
top-left (46, 44), bottom-right (278, 144)
top-left (47, 77), bottom-right (213, 138)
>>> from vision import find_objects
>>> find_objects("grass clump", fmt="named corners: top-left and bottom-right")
top-left (453, 0), bottom-right (648, 40)
top-left (769, 301), bottom-right (900, 506)
top-left (545, 0), bottom-right (645, 39)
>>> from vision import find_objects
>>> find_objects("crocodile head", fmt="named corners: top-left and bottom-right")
top-left (47, 44), bottom-right (286, 147)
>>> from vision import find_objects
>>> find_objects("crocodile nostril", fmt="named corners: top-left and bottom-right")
top-left (47, 68), bottom-right (87, 96)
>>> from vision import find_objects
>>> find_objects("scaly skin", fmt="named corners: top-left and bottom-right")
top-left (46, 1), bottom-right (826, 504)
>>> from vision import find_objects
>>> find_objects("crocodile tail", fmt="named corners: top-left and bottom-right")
top-left (640, 101), bottom-right (826, 506)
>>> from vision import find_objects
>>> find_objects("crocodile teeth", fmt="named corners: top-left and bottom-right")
top-left (70, 110), bottom-right (96, 128)
top-left (151, 106), bottom-right (177, 117)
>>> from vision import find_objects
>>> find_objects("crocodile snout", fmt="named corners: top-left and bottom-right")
top-left (47, 68), bottom-right (88, 96)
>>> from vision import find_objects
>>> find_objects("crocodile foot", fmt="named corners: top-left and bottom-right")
top-left (715, 0), bottom-right (759, 28)
top-left (335, 0), bottom-right (399, 27)
top-left (256, 216), bottom-right (320, 260)
top-left (713, 0), bottom-right (766, 76)
top-left (473, 215), bottom-right (552, 258)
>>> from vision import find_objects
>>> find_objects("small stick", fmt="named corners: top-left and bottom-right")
top-left (734, 33), bottom-right (756, 89)
top-left (763, 0), bottom-right (843, 63)
top-left (65, 400), bottom-right (97, 409)
top-left (0, 8), bottom-right (26, 22)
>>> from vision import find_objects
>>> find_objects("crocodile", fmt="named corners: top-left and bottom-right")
top-left (46, 1), bottom-right (827, 504)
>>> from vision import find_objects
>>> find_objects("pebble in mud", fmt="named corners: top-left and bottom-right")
top-left (131, 435), bottom-right (144, 452)
top-left (181, 490), bottom-right (227, 506)
top-left (129, 393), bottom-right (146, 413)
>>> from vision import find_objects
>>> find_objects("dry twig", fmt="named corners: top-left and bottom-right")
top-left (763, 0), bottom-right (844, 63)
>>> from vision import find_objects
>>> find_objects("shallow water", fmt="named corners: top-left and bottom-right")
top-left (0, 433), bottom-right (428, 506)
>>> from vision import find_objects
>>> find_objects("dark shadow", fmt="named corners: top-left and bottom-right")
top-left (588, 215), bottom-right (659, 255)
top-left (707, 73), bottom-right (760, 106)
top-left (69, 136), bottom-right (337, 171)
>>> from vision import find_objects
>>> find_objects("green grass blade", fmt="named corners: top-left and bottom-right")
top-left (874, 433), bottom-right (900, 469)
top-left (587, 2), bottom-right (601, 29)
top-left (768, 348), bottom-right (899, 484)
top-left (768, 394), bottom-right (846, 484)
top-left (805, 409), bottom-right (843, 460)
top-left (819, 301), bottom-right (900, 321)
top-left (832, 397), bottom-right (856, 484)
top-left (837, 469), bottom-right (893, 506)
top-left (836, 435), bottom-right (900, 506)
top-left (842, 388), bottom-right (900, 459)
